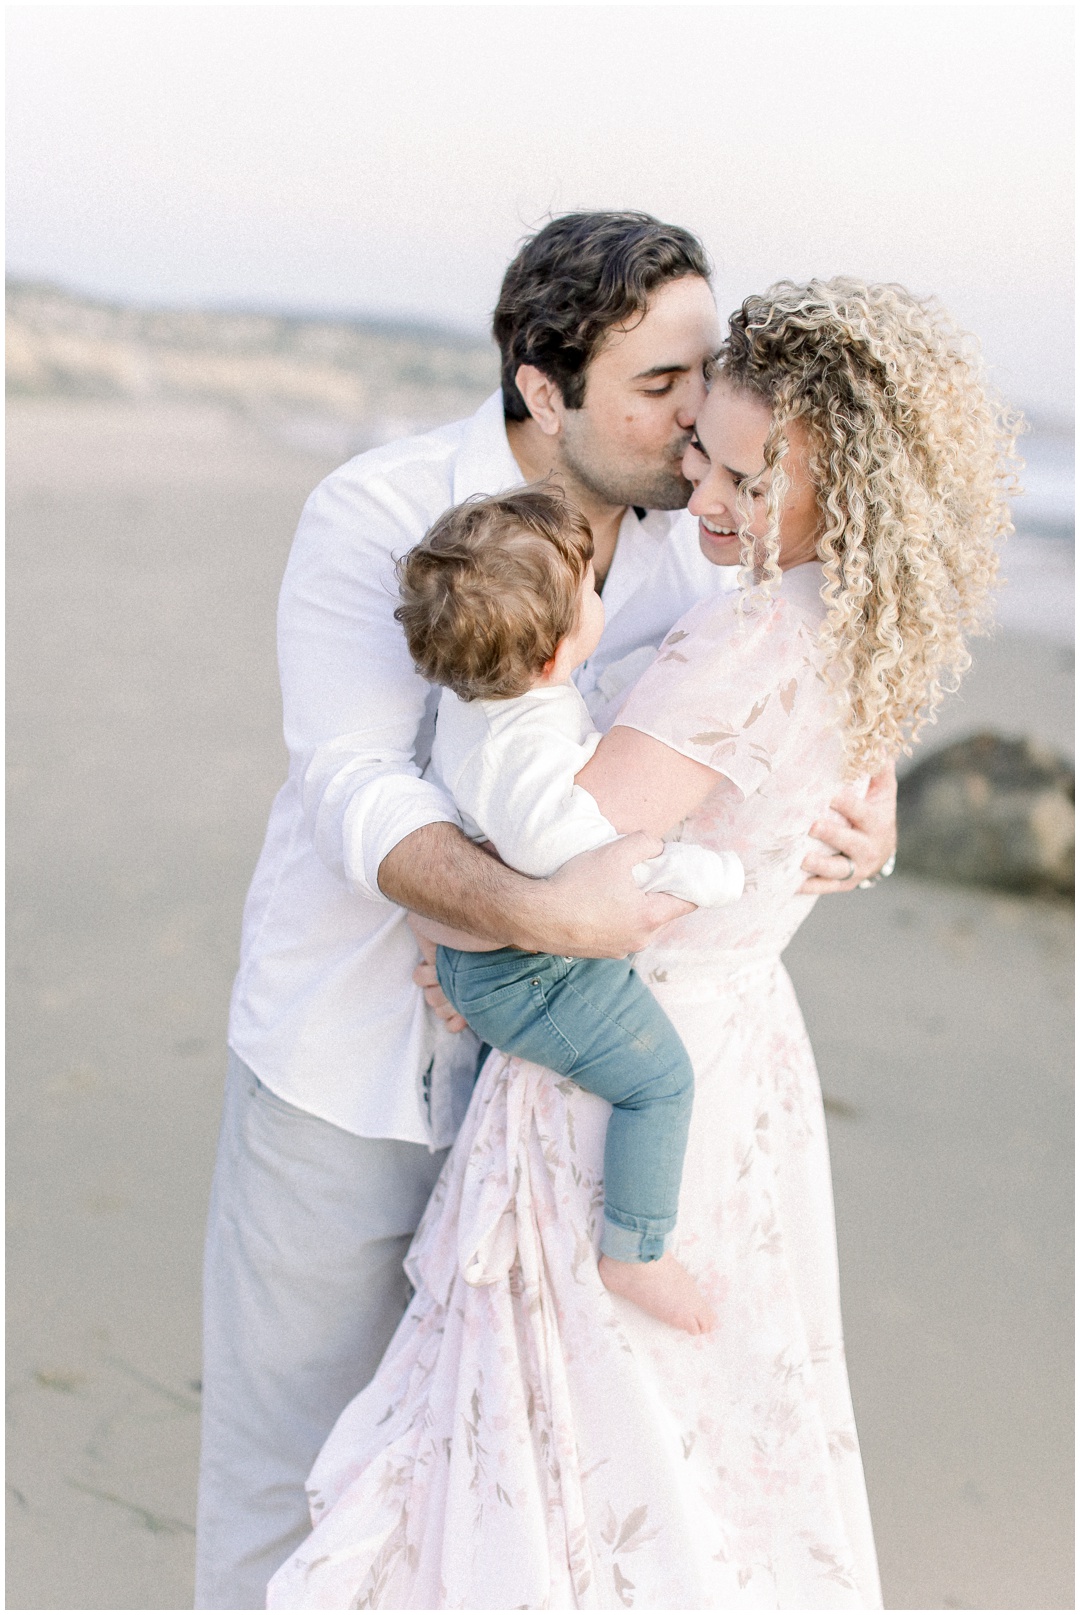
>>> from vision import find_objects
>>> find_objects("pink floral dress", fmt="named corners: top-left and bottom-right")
top-left (267, 562), bottom-right (883, 1610)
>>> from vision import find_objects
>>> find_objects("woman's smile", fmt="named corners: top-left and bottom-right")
top-left (696, 513), bottom-right (742, 565)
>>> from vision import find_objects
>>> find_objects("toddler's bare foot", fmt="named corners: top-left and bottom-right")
top-left (598, 1251), bottom-right (716, 1334)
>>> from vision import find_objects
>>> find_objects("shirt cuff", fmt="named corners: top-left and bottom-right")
top-left (342, 775), bottom-right (462, 903)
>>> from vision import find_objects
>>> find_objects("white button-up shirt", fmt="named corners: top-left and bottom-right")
top-left (228, 391), bottom-right (736, 1143)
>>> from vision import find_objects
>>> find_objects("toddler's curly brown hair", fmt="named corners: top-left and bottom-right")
top-left (395, 485), bottom-right (594, 701)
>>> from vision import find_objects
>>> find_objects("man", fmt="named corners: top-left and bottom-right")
top-left (196, 212), bottom-right (896, 1609)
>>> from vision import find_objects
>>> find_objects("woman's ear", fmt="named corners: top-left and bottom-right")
top-left (514, 365), bottom-right (565, 438)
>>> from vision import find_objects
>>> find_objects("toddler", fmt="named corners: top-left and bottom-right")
top-left (396, 486), bottom-right (743, 1332)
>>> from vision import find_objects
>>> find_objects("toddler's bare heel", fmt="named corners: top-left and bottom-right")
top-left (598, 1251), bottom-right (716, 1334)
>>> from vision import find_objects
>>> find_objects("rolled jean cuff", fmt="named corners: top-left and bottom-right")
top-left (600, 1215), bottom-right (673, 1263)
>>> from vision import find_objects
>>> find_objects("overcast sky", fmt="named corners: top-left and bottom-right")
top-left (7, 3), bottom-right (1074, 416)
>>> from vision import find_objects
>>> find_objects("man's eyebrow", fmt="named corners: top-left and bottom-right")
top-left (631, 362), bottom-right (692, 380)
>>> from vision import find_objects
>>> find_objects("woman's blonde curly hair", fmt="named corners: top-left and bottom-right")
top-left (717, 277), bottom-right (1023, 775)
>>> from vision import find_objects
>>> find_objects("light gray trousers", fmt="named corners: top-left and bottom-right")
top-left (194, 1051), bottom-right (447, 1610)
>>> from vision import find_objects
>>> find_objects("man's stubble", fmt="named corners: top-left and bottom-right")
top-left (557, 419), bottom-right (695, 513)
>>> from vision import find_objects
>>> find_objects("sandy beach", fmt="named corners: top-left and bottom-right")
top-left (6, 397), bottom-right (1073, 1610)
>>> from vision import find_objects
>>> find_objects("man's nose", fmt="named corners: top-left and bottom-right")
top-left (677, 371), bottom-right (708, 426)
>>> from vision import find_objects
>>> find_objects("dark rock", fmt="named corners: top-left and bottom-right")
top-left (897, 732), bottom-right (1074, 895)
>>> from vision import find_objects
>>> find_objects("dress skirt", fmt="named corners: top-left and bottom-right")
top-left (267, 955), bottom-right (882, 1610)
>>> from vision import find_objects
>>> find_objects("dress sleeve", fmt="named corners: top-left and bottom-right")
top-left (612, 593), bottom-right (822, 801)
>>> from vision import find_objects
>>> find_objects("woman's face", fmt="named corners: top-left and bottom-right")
top-left (683, 378), bottom-right (821, 571)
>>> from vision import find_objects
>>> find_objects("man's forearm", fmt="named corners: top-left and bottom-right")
top-left (378, 821), bottom-right (692, 959)
top-left (378, 822), bottom-right (550, 949)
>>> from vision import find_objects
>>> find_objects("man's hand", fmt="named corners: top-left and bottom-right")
top-left (527, 833), bottom-right (695, 957)
top-left (408, 920), bottom-right (467, 1033)
top-left (800, 761), bottom-right (897, 895)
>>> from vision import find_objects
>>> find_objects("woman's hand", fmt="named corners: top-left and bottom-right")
top-left (799, 762), bottom-right (897, 893)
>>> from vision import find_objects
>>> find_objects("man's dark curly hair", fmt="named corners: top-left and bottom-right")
top-left (492, 211), bottom-right (712, 422)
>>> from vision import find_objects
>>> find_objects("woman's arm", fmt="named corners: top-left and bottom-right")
top-left (574, 724), bottom-right (722, 837)
top-left (579, 721), bottom-right (898, 891)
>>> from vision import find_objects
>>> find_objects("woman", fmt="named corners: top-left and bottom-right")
top-left (268, 279), bottom-right (1018, 1609)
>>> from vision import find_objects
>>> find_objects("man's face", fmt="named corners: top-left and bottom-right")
top-left (555, 275), bottom-right (721, 511)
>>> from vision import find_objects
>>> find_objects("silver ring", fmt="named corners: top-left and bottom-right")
top-left (839, 854), bottom-right (856, 882)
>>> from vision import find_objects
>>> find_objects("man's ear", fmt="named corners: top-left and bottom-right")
top-left (514, 365), bottom-right (565, 438)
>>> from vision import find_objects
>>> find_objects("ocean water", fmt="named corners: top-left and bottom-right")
top-left (1000, 424), bottom-right (1074, 644)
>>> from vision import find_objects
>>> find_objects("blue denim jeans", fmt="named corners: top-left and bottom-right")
top-left (436, 946), bottom-right (694, 1262)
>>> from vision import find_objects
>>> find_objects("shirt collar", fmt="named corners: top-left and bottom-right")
top-left (452, 391), bottom-right (524, 504)
top-left (599, 504), bottom-right (682, 623)
top-left (635, 505), bottom-right (683, 544)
